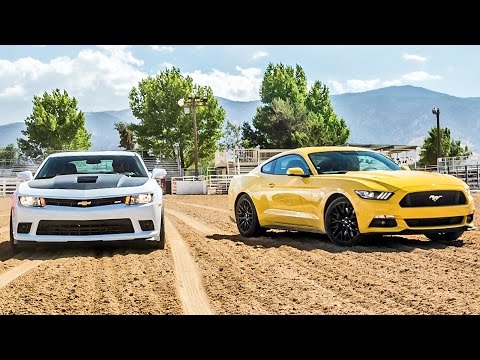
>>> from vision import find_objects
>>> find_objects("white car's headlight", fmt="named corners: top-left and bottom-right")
top-left (125, 193), bottom-right (153, 205)
top-left (19, 196), bottom-right (46, 207)
top-left (355, 190), bottom-right (393, 200)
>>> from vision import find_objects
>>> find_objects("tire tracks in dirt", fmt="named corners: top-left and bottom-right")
top-left (167, 200), bottom-right (230, 214)
top-left (164, 215), bottom-right (214, 315)
top-left (167, 202), bottom-right (410, 313)
top-left (166, 199), bottom-right (480, 314)
top-left (166, 206), bottom-right (371, 314)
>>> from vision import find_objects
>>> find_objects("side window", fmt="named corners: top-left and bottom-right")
top-left (261, 159), bottom-right (276, 174)
top-left (273, 155), bottom-right (310, 175)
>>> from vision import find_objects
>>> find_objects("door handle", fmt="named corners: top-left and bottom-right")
top-left (268, 183), bottom-right (275, 188)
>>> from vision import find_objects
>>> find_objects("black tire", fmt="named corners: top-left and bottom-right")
top-left (158, 208), bottom-right (166, 249)
top-left (149, 209), bottom-right (166, 249)
top-left (235, 194), bottom-right (264, 237)
top-left (425, 230), bottom-right (464, 241)
top-left (325, 196), bottom-right (363, 246)
top-left (9, 210), bottom-right (19, 253)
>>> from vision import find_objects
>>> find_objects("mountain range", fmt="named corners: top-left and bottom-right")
top-left (1, 85), bottom-right (479, 152)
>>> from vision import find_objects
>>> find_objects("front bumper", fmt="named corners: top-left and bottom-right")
top-left (354, 192), bottom-right (475, 235)
top-left (12, 202), bottom-right (162, 243)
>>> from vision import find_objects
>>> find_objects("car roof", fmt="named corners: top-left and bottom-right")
top-left (47, 151), bottom-right (138, 158)
top-left (271, 146), bottom-right (377, 159)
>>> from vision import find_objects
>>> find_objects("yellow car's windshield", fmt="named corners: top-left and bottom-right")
top-left (309, 151), bottom-right (402, 174)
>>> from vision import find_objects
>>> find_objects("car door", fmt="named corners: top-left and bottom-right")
top-left (265, 154), bottom-right (319, 229)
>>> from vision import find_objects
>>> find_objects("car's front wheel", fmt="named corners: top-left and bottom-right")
top-left (146, 209), bottom-right (165, 249)
top-left (9, 210), bottom-right (19, 253)
top-left (425, 230), bottom-right (464, 241)
top-left (235, 194), bottom-right (264, 237)
top-left (325, 196), bottom-right (363, 246)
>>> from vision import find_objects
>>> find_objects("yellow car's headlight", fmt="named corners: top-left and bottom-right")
top-left (19, 196), bottom-right (46, 207)
top-left (355, 190), bottom-right (393, 200)
top-left (125, 193), bottom-right (153, 205)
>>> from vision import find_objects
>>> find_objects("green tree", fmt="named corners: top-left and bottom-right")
top-left (419, 126), bottom-right (472, 166)
top-left (114, 121), bottom-right (136, 150)
top-left (17, 89), bottom-right (91, 158)
top-left (244, 63), bottom-right (350, 148)
top-left (219, 120), bottom-right (243, 150)
top-left (129, 68), bottom-right (225, 169)
top-left (0, 144), bottom-right (18, 166)
top-left (260, 63), bottom-right (306, 106)
top-left (306, 81), bottom-right (350, 145)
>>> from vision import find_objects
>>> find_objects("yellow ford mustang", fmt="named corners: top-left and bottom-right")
top-left (228, 147), bottom-right (475, 246)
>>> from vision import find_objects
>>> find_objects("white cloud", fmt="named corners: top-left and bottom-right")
top-left (161, 62), bottom-right (174, 69)
top-left (329, 71), bottom-right (443, 94)
top-left (95, 45), bottom-right (143, 66)
top-left (402, 53), bottom-right (427, 62)
top-left (0, 84), bottom-right (25, 98)
top-left (251, 51), bottom-right (268, 60)
top-left (345, 79), bottom-right (381, 92)
top-left (150, 45), bottom-right (175, 53)
top-left (0, 47), bottom-right (148, 122)
top-left (186, 66), bottom-right (262, 101)
top-left (401, 71), bottom-right (442, 81)
top-left (329, 80), bottom-right (344, 93)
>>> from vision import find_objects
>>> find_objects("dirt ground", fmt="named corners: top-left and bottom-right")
top-left (1, 194), bottom-right (480, 314)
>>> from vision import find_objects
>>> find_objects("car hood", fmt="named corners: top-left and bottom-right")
top-left (17, 174), bottom-right (155, 198)
top-left (329, 170), bottom-right (466, 191)
top-left (28, 174), bottom-right (149, 190)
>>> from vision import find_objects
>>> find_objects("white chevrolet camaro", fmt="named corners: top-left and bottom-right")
top-left (10, 151), bottom-right (167, 250)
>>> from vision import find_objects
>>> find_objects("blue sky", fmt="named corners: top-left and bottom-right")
top-left (0, 45), bottom-right (478, 125)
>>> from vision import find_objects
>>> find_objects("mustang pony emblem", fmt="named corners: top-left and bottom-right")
top-left (77, 200), bottom-right (92, 206)
top-left (429, 195), bottom-right (443, 202)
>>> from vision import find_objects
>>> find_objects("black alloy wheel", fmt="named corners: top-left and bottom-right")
top-left (235, 194), bottom-right (264, 237)
top-left (325, 196), bottom-right (363, 246)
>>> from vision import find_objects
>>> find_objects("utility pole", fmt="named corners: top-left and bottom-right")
top-left (178, 94), bottom-right (208, 178)
top-left (432, 107), bottom-right (441, 161)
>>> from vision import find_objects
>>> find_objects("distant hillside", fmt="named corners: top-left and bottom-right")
top-left (0, 123), bottom-right (25, 147)
top-left (216, 97), bottom-right (260, 126)
top-left (0, 99), bottom-right (259, 150)
top-left (1, 87), bottom-right (480, 151)
top-left (0, 109), bottom-right (140, 151)
top-left (331, 85), bottom-right (480, 149)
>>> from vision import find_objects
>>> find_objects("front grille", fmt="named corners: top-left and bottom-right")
top-left (44, 197), bottom-right (125, 207)
top-left (400, 191), bottom-right (466, 207)
top-left (405, 216), bottom-right (464, 227)
top-left (36, 219), bottom-right (134, 236)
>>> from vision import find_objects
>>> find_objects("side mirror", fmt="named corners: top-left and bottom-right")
top-left (152, 168), bottom-right (167, 179)
top-left (287, 167), bottom-right (308, 177)
top-left (400, 165), bottom-right (411, 171)
top-left (17, 170), bottom-right (33, 181)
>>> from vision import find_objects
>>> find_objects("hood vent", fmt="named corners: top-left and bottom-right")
top-left (77, 176), bottom-right (98, 183)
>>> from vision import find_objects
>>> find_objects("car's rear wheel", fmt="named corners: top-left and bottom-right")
top-left (235, 194), bottom-right (264, 237)
top-left (425, 230), bottom-right (464, 241)
top-left (325, 196), bottom-right (363, 246)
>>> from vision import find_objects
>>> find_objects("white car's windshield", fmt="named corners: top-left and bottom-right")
top-left (35, 155), bottom-right (148, 179)
top-left (309, 151), bottom-right (402, 174)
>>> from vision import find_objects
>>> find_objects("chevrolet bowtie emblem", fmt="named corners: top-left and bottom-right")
top-left (429, 195), bottom-right (443, 202)
top-left (78, 200), bottom-right (92, 206)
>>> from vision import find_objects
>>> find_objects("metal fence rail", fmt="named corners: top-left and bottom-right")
top-left (0, 178), bottom-right (24, 196)
top-left (207, 175), bottom-right (234, 194)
